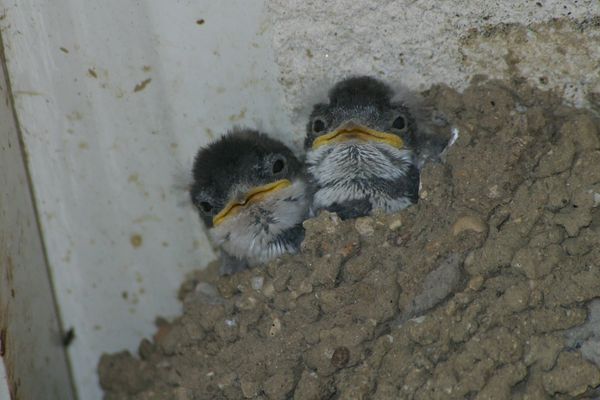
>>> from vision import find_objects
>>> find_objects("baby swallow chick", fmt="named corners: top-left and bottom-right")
top-left (304, 76), bottom-right (420, 219)
top-left (190, 129), bottom-right (309, 274)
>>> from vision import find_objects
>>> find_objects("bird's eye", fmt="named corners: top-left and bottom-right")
top-left (312, 117), bottom-right (327, 133)
top-left (272, 158), bottom-right (285, 174)
top-left (199, 201), bottom-right (213, 213)
top-left (392, 115), bottom-right (406, 131)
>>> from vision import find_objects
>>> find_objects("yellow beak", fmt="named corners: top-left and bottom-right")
top-left (212, 179), bottom-right (292, 226)
top-left (312, 121), bottom-right (404, 149)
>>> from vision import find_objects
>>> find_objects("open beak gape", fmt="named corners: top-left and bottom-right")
top-left (312, 121), bottom-right (404, 149)
top-left (212, 179), bottom-right (292, 226)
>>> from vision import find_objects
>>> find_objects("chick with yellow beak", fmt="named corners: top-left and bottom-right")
top-left (304, 76), bottom-right (421, 219)
top-left (190, 129), bottom-right (308, 274)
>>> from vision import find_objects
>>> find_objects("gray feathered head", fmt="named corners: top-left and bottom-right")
top-left (190, 128), bottom-right (302, 228)
top-left (304, 76), bottom-right (417, 151)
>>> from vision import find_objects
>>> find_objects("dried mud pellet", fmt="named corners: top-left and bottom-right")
top-left (388, 218), bottom-right (403, 230)
top-left (463, 250), bottom-right (476, 268)
top-left (269, 318), bottom-right (282, 337)
top-left (240, 379), bottom-right (259, 398)
top-left (445, 300), bottom-right (457, 316)
top-left (262, 281), bottom-right (275, 298)
top-left (235, 295), bottom-right (257, 310)
top-left (452, 215), bottom-right (488, 235)
top-left (468, 275), bottom-right (484, 291)
top-left (331, 346), bottom-right (350, 368)
top-left (138, 338), bottom-right (154, 360)
top-left (338, 241), bottom-right (359, 258)
top-left (251, 276), bottom-right (264, 290)
top-left (355, 217), bottom-right (375, 236)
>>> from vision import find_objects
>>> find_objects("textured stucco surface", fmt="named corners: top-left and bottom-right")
top-left (266, 0), bottom-right (600, 136)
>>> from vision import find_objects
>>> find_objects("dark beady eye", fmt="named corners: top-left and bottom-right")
top-left (312, 117), bottom-right (327, 133)
top-left (199, 201), bottom-right (213, 213)
top-left (272, 158), bottom-right (285, 174)
top-left (392, 115), bottom-right (406, 130)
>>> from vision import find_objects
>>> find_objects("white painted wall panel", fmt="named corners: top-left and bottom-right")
top-left (0, 26), bottom-right (74, 400)
top-left (0, 1), bottom-right (293, 398)
top-left (0, 360), bottom-right (10, 400)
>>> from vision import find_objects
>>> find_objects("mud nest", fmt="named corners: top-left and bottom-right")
top-left (99, 80), bottom-right (600, 400)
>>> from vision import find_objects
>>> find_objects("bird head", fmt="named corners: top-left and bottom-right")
top-left (304, 76), bottom-right (416, 151)
top-left (190, 128), bottom-right (304, 229)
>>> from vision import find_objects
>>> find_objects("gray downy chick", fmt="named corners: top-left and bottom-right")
top-left (190, 128), bottom-right (309, 274)
top-left (305, 76), bottom-right (440, 219)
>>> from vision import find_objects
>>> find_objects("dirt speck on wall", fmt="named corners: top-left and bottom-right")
top-left (98, 79), bottom-right (600, 399)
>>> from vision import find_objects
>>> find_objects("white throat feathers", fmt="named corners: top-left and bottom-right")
top-left (209, 180), bottom-right (308, 266)
top-left (306, 141), bottom-right (415, 214)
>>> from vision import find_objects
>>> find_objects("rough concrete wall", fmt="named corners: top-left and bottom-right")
top-left (266, 0), bottom-right (600, 131)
